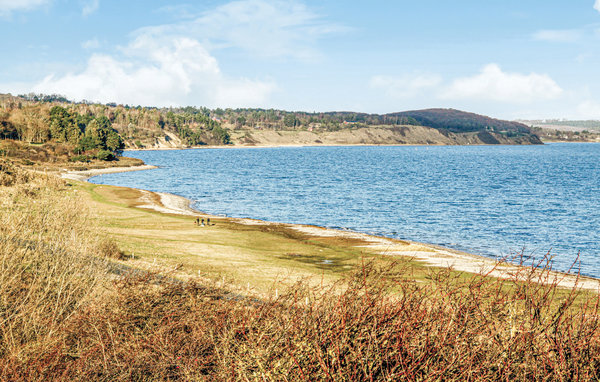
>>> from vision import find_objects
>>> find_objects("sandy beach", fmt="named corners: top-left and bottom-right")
top-left (61, 164), bottom-right (158, 181)
top-left (62, 164), bottom-right (600, 291)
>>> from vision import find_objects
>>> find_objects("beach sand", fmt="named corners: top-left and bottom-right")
top-left (61, 164), bottom-right (158, 181)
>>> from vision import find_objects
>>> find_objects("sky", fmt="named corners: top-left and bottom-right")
top-left (1, 0), bottom-right (600, 120)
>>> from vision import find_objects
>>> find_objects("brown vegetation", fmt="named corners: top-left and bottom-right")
top-left (1, 164), bottom-right (600, 380)
top-left (0, 140), bottom-right (144, 171)
top-left (0, 163), bottom-right (107, 373)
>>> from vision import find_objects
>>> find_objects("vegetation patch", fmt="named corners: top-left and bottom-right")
top-left (3, 162), bottom-right (600, 380)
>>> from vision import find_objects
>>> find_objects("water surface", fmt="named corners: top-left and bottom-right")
top-left (90, 143), bottom-right (600, 277)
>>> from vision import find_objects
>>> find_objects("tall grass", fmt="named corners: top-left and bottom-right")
top-left (2, 162), bottom-right (600, 380)
top-left (0, 161), bottom-right (106, 371)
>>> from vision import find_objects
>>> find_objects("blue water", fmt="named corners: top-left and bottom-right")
top-left (90, 143), bottom-right (600, 277)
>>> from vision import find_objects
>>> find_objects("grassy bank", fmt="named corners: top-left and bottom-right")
top-left (2, 161), bottom-right (600, 380)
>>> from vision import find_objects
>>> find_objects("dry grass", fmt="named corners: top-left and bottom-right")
top-left (0, 161), bottom-right (107, 368)
top-left (3, 259), bottom-right (600, 381)
top-left (2, 164), bottom-right (600, 380)
top-left (0, 139), bottom-right (144, 171)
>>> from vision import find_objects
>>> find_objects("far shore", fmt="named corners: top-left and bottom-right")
top-left (122, 143), bottom-right (437, 152)
top-left (121, 141), bottom-right (600, 152)
top-left (122, 141), bottom-right (561, 152)
top-left (61, 162), bottom-right (600, 291)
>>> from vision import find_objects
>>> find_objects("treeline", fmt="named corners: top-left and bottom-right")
top-left (530, 126), bottom-right (600, 142)
top-left (531, 120), bottom-right (600, 130)
top-left (218, 108), bottom-right (420, 130)
top-left (0, 98), bottom-right (124, 160)
top-left (391, 109), bottom-right (532, 134)
top-left (162, 109), bottom-right (230, 145)
top-left (0, 94), bottom-right (232, 150)
top-left (49, 106), bottom-right (123, 157)
top-left (19, 93), bottom-right (72, 104)
top-left (1, 93), bottom-right (542, 149)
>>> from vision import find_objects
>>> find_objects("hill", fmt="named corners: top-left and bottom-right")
top-left (519, 119), bottom-right (600, 132)
top-left (515, 119), bottom-right (600, 143)
top-left (0, 93), bottom-right (542, 155)
top-left (391, 108), bottom-right (531, 134)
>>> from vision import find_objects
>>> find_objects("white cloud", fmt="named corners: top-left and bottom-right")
top-left (595, 0), bottom-right (600, 13)
top-left (0, 0), bottom-right (50, 16)
top-left (440, 64), bottom-right (563, 103)
top-left (81, 38), bottom-right (100, 50)
top-left (137, 0), bottom-right (347, 60)
top-left (577, 100), bottom-right (600, 119)
top-left (533, 29), bottom-right (582, 43)
top-left (370, 74), bottom-right (442, 98)
top-left (32, 37), bottom-right (276, 108)
top-left (82, 0), bottom-right (99, 17)
top-left (6, 0), bottom-right (339, 108)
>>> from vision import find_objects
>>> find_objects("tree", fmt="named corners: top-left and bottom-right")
top-left (49, 106), bottom-right (74, 142)
top-left (284, 114), bottom-right (296, 128)
top-left (235, 116), bottom-right (246, 129)
top-left (105, 131), bottom-right (124, 152)
top-left (84, 119), bottom-right (103, 148)
top-left (81, 116), bottom-right (124, 153)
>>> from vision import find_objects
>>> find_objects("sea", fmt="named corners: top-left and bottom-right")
top-left (89, 143), bottom-right (600, 277)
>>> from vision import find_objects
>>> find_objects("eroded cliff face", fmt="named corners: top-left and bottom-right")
top-left (123, 125), bottom-right (541, 149)
top-left (226, 126), bottom-right (542, 147)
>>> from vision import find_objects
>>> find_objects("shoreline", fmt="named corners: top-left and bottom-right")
top-left (61, 164), bottom-right (158, 181)
top-left (62, 163), bottom-right (600, 291)
top-left (122, 139), bottom-right (600, 152)
top-left (122, 140), bottom-right (565, 152)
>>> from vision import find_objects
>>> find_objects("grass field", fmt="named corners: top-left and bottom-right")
top-left (76, 179), bottom-right (436, 293)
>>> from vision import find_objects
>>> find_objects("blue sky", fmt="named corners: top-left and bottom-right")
top-left (2, 0), bottom-right (600, 120)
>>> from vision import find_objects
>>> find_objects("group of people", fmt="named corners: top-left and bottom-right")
top-left (194, 217), bottom-right (211, 227)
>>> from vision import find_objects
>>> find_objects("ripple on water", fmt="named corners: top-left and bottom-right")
top-left (91, 143), bottom-right (600, 277)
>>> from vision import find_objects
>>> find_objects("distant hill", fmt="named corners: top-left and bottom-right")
top-left (1, 93), bottom-right (543, 150)
top-left (518, 119), bottom-right (600, 132)
top-left (516, 119), bottom-right (600, 143)
top-left (390, 109), bottom-right (531, 134)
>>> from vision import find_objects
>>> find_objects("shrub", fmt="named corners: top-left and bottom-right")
top-left (69, 154), bottom-right (90, 162)
top-left (5, 258), bottom-right (600, 381)
top-left (0, 160), bottom-right (32, 186)
top-left (95, 149), bottom-right (114, 161)
top-left (97, 238), bottom-right (126, 260)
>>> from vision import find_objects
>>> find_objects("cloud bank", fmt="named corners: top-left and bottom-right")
top-left (33, 36), bottom-right (276, 108)
top-left (26, 0), bottom-right (346, 107)
top-left (440, 64), bottom-right (562, 103)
